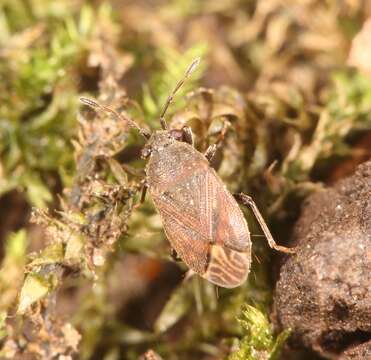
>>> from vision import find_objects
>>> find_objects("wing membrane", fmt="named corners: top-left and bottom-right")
top-left (152, 167), bottom-right (251, 283)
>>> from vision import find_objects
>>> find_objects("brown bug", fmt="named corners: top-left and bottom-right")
top-left (80, 58), bottom-right (294, 288)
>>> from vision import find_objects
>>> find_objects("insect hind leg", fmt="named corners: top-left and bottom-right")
top-left (234, 193), bottom-right (296, 254)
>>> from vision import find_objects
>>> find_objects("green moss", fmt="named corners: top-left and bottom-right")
top-left (0, 3), bottom-right (109, 207)
top-left (228, 305), bottom-right (290, 360)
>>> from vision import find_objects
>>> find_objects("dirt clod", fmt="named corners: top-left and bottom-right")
top-left (273, 160), bottom-right (371, 358)
top-left (339, 339), bottom-right (371, 359)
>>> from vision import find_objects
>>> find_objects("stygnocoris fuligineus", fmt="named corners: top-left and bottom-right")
top-left (80, 58), bottom-right (294, 288)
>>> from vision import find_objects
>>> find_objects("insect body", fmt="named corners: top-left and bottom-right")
top-left (81, 58), bottom-right (294, 288)
top-left (146, 133), bottom-right (251, 287)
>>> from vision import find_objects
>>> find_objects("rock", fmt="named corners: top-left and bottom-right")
top-left (273, 160), bottom-right (371, 358)
top-left (339, 340), bottom-right (371, 359)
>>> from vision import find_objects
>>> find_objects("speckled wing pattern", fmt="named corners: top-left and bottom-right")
top-left (152, 167), bottom-right (251, 288)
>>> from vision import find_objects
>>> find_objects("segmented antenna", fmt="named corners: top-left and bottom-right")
top-left (159, 57), bottom-right (201, 130)
top-left (79, 97), bottom-right (150, 139)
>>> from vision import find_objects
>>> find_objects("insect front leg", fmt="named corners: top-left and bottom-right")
top-left (234, 193), bottom-right (296, 254)
top-left (204, 120), bottom-right (230, 162)
top-left (132, 181), bottom-right (148, 211)
top-left (139, 182), bottom-right (148, 204)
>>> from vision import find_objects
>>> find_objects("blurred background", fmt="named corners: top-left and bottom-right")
top-left (0, 1), bottom-right (370, 359)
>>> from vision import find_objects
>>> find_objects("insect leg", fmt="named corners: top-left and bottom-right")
top-left (204, 120), bottom-right (230, 162)
top-left (183, 269), bottom-right (196, 282)
top-left (120, 164), bottom-right (146, 178)
top-left (234, 193), bottom-right (296, 254)
top-left (139, 182), bottom-right (148, 204)
top-left (132, 182), bottom-right (148, 211)
top-left (170, 248), bottom-right (182, 262)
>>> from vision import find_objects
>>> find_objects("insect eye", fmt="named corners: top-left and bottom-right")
top-left (169, 129), bottom-right (183, 141)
